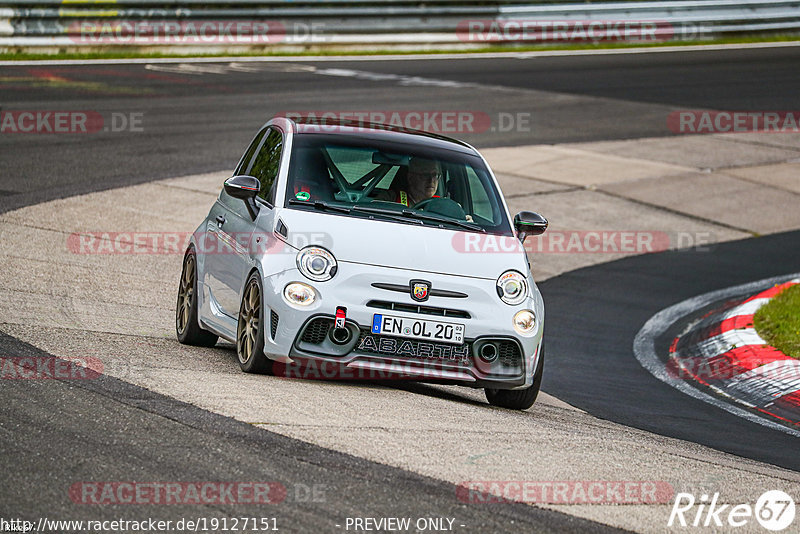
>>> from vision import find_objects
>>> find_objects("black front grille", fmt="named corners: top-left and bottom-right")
top-left (270, 310), bottom-right (279, 340)
top-left (366, 300), bottom-right (470, 319)
top-left (297, 319), bottom-right (524, 378)
top-left (473, 338), bottom-right (524, 376)
top-left (301, 317), bottom-right (333, 344)
top-left (497, 340), bottom-right (523, 371)
top-left (371, 282), bottom-right (468, 299)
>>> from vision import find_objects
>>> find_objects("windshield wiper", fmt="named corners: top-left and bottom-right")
top-left (350, 205), bottom-right (424, 225)
top-left (288, 200), bottom-right (420, 225)
top-left (400, 209), bottom-right (486, 233)
top-left (288, 199), bottom-right (352, 214)
top-left (288, 200), bottom-right (484, 232)
top-left (355, 205), bottom-right (485, 232)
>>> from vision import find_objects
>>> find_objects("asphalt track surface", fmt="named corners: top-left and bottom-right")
top-left (1, 332), bottom-right (613, 533)
top-left (2, 45), bottom-right (800, 214)
top-left (542, 230), bottom-right (800, 472)
top-left (2, 46), bottom-right (800, 529)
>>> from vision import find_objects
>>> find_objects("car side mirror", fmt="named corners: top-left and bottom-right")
top-left (224, 175), bottom-right (261, 219)
top-left (514, 211), bottom-right (548, 243)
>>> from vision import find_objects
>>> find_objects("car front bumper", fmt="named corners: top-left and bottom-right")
top-left (260, 261), bottom-right (544, 390)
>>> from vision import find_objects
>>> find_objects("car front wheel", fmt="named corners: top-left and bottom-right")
top-left (236, 272), bottom-right (273, 374)
top-left (485, 343), bottom-right (544, 410)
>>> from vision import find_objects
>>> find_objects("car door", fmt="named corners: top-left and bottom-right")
top-left (204, 126), bottom-right (284, 319)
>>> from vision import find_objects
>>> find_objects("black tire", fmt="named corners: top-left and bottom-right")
top-left (236, 272), bottom-right (273, 374)
top-left (485, 342), bottom-right (544, 410)
top-left (176, 248), bottom-right (218, 347)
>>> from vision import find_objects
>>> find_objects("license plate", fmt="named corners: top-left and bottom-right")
top-left (371, 314), bottom-right (465, 344)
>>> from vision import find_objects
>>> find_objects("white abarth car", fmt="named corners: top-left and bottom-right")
top-left (176, 116), bottom-right (548, 409)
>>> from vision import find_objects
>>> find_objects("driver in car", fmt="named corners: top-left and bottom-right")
top-left (373, 157), bottom-right (474, 221)
top-left (370, 156), bottom-right (441, 206)
top-left (398, 157), bottom-right (442, 207)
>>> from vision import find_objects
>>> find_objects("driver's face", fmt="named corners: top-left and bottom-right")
top-left (408, 159), bottom-right (441, 200)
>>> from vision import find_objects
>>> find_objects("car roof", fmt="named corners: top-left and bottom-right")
top-left (280, 116), bottom-right (479, 156)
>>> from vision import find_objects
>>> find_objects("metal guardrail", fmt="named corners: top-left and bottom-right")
top-left (0, 0), bottom-right (798, 49)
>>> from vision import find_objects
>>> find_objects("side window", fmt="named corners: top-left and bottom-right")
top-left (248, 128), bottom-right (283, 205)
top-left (466, 167), bottom-right (495, 222)
top-left (235, 128), bottom-right (267, 176)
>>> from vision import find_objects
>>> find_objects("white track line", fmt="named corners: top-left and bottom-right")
top-left (2, 40), bottom-right (800, 66)
top-left (633, 272), bottom-right (800, 438)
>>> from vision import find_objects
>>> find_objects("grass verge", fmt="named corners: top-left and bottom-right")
top-left (754, 284), bottom-right (800, 360)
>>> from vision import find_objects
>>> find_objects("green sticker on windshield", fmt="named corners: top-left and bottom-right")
top-left (295, 191), bottom-right (311, 201)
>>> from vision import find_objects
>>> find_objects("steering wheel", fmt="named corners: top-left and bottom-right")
top-left (410, 197), bottom-right (467, 220)
top-left (410, 197), bottom-right (438, 210)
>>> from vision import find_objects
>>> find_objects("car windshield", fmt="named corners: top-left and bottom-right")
top-left (284, 133), bottom-right (513, 235)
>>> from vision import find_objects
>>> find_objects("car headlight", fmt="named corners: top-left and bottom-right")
top-left (513, 310), bottom-right (536, 335)
top-left (283, 282), bottom-right (316, 306)
top-left (496, 270), bottom-right (528, 305)
top-left (296, 246), bottom-right (337, 282)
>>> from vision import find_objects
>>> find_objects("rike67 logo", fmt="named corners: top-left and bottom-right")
top-left (669, 490), bottom-right (795, 531)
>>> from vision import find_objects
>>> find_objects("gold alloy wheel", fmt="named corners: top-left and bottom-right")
top-left (237, 279), bottom-right (261, 365)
